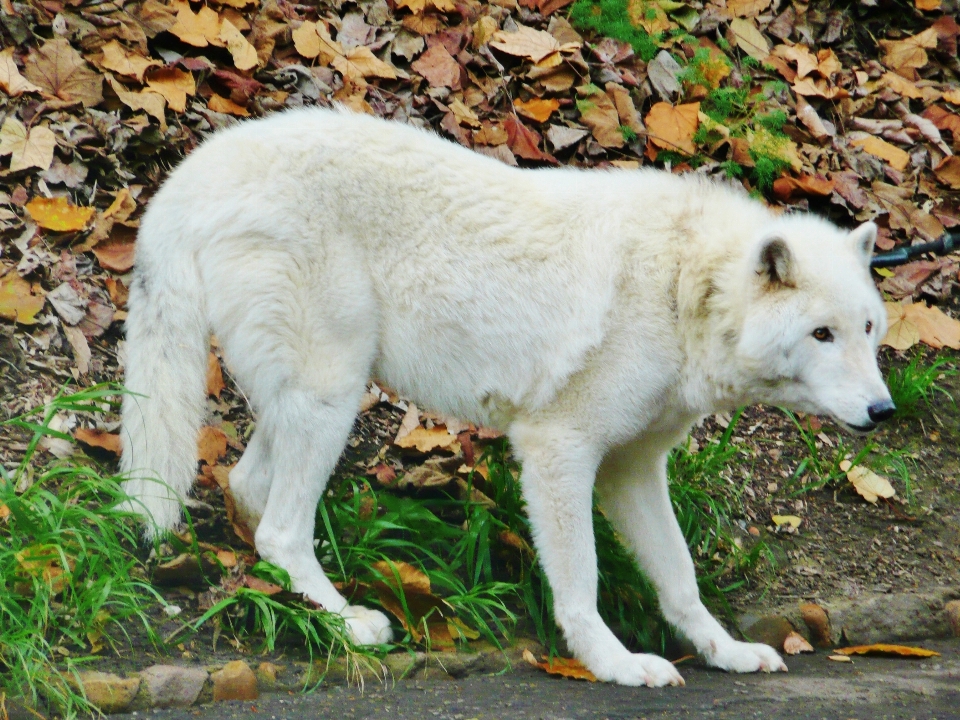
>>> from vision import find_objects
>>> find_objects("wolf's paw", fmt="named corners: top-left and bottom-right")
top-left (590, 652), bottom-right (685, 687)
top-left (706, 639), bottom-right (787, 674)
top-left (341, 605), bottom-right (394, 646)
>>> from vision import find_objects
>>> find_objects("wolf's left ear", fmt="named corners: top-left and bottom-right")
top-left (756, 236), bottom-right (795, 288)
top-left (847, 222), bottom-right (877, 266)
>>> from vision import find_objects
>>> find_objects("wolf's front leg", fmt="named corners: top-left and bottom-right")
top-left (509, 421), bottom-right (684, 687)
top-left (596, 442), bottom-right (787, 675)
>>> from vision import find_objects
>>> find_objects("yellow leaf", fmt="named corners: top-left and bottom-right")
top-left (522, 649), bottom-right (598, 681)
top-left (107, 76), bottom-right (167, 129)
top-left (514, 97), bottom-right (560, 123)
top-left (0, 47), bottom-right (41, 96)
top-left (835, 644), bottom-right (940, 658)
top-left (772, 514), bottom-right (802, 529)
top-left (394, 426), bottom-right (460, 453)
top-left (0, 118), bottom-right (56, 172)
top-left (99, 40), bottom-right (161, 82)
top-left (145, 68), bottom-right (196, 113)
top-left (25, 196), bottom-right (95, 232)
top-left (772, 43), bottom-right (818, 79)
top-left (915, 0), bottom-right (940, 8)
top-left (292, 21), bottom-right (322, 59)
top-left (878, 71), bottom-right (923, 99)
top-left (645, 101), bottom-right (699, 155)
top-left (728, 18), bottom-right (770, 61)
top-left (882, 301), bottom-right (920, 350)
top-left (218, 17), bottom-right (258, 71)
top-left (726, 0), bottom-right (771, 16)
top-left (852, 135), bottom-right (910, 171)
top-left (334, 46), bottom-right (398, 81)
top-left (878, 27), bottom-right (938, 73)
top-left (490, 26), bottom-right (562, 63)
top-left (839, 460), bottom-right (895, 504)
top-left (0, 272), bottom-right (46, 325)
top-left (904, 302), bottom-right (960, 349)
top-left (208, 93), bottom-right (249, 116)
top-left (169, 6), bottom-right (222, 48)
top-left (943, 88), bottom-right (960, 104)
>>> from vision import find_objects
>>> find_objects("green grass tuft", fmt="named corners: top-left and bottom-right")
top-left (886, 355), bottom-right (956, 419)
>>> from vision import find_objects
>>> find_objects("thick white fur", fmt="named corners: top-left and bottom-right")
top-left (121, 107), bottom-right (891, 682)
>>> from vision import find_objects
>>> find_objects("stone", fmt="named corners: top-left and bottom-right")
top-left (742, 616), bottom-right (796, 650)
top-left (211, 660), bottom-right (259, 702)
top-left (135, 664), bottom-right (208, 709)
top-left (255, 661), bottom-right (282, 690)
top-left (71, 671), bottom-right (140, 714)
top-left (800, 602), bottom-right (832, 647)
top-left (946, 600), bottom-right (960, 637)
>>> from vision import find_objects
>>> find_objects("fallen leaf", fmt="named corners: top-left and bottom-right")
top-left (92, 240), bottom-right (136, 273)
top-left (791, 77), bottom-right (848, 100)
top-left (207, 352), bottom-right (225, 397)
top-left (522, 648), bottom-right (598, 681)
top-left (799, 603), bottom-right (831, 646)
top-left (879, 27), bottom-right (938, 74)
top-left (577, 86), bottom-right (624, 148)
top-left (397, 457), bottom-right (456, 489)
top-left (219, 18), bottom-right (258, 70)
top-left (145, 68), bottom-right (196, 113)
top-left (24, 38), bottom-right (103, 107)
top-left (773, 174), bottom-right (834, 201)
top-left (25, 196), bottom-right (95, 232)
top-left (904, 302), bottom-right (960, 349)
top-left (645, 101), bottom-right (699, 155)
top-left (333, 46), bottom-right (398, 81)
top-left (834, 644), bottom-right (940, 658)
top-left (852, 135), bottom-right (910, 171)
top-left (216, 549), bottom-right (237, 568)
top-left (727, 0), bottom-right (772, 16)
top-left (606, 82), bottom-right (644, 134)
top-left (783, 631), bottom-right (814, 655)
top-left (75, 428), bottom-right (122, 456)
top-left (244, 575), bottom-right (282, 594)
top-left (490, 26), bottom-right (561, 63)
top-left (210, 464), bottom-right (255, 548)
top-left (0, 119), bottom-right (56, 173)
top-left (0, 47), bottom-right (41, 96)
top-left (828, 654), bottom-right (852, 662)
top-left (197, 426), bottom-right (229, 465)
top-left (63, 325), bottom-right (90, 374)
top-left (515, 97), bottom-right (560, 123)
top-left (934, 156), bottom-right (960, 189)
top-left (503, 115), bottom-right (556, 162)
top-left (0, 272), bottom-right (45, 324)
top-left (208, 94), bottom-right (249, 116)
top-left (882, 302), bottom-right (921, 350)
top-left (394, 426), bottom-right (460, 453)
top-left (728, 18), bottom-right (770, 61)
top-left (107, 76), bottom-right (167, 128)
top-left (99, 40), bottom-right (161, 81)
top-left (772, 44), bottom-right (819, 79)
top-left (839, 460), bottom-right (896, 504)
top-left (371, 559), bottom-right (452, 645)
top-left (169, 5), bottom-right (222, 48)
top-left (411, 43), bottom-right (461, 88)
top-left (771, 514), bottom-right (802, 529)
top-left (915, 0), bottom-right (940, 9)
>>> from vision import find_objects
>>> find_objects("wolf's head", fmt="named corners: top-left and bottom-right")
top-left (734, 217), bottom-right (894, 432)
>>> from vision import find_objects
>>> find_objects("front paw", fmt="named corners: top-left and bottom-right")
top-left (706, 639), bottom-right (787, 674)
top-left (340, 605), bottom-right (394, 645)
top-left (588, 651), bottom-right (685, 687)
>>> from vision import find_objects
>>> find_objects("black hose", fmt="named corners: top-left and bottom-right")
top-left (871, 230), bottom-right (958, 268)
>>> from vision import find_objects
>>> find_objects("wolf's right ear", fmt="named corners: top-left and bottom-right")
top-left (847, 222), bottom-right (877, 266)
top-left (756, 236), bottom-right (795, 288)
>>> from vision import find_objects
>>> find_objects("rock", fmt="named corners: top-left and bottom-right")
top-left (827, 588), bottom-right (959, 644)
top-left (742, 616), bottom-right (796, 650)
top-left (800, 602), bottom-right (832, 647)
top-left (134, 665), bottom-right (208, 709)
top-left (946, 600), bottom-right (960, 637)
top-left (211, 660), bottom-right (259, 702)
top-left (70, 671), bottom-right (140, 714)
top-left (255, 661), bottom-right (282, 690)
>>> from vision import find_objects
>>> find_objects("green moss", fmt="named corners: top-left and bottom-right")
top-left (720, 160), bottom-right (744, 178)
top-left (619, 125), bottom-right (638, 143)
top-left (755, 109), bottom-right (788, 134)
top-left (569, 0), bottom-right (659, 61)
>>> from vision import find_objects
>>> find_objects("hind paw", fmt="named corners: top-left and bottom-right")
top-left (341, 605), bottom-right (393, 645)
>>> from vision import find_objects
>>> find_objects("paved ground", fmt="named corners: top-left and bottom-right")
top-left (125, 638), bottom-right (960, 720)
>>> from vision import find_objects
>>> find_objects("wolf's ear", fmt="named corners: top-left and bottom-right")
top-left (847, 221), bottom-right (877, 265)
top-left (756, 236), bottom-right (795, 288)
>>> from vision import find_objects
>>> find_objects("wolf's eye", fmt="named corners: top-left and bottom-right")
top-left (865, 321), bottom-right (873, 334)
top-left (812, 327), bottom-right (833, 342)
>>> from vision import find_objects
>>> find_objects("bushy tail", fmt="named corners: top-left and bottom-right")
top-left (120, 226), bottom-right (208, 539)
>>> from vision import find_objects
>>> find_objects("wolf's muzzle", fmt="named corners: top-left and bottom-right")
top-left (867, 400), bottom-right (896, 423)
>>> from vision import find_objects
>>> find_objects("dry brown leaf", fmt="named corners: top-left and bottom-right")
top-left (411, 43), bottom-right (460, 88)
top-left (578, 87), bottom-right (623, 148)
top-left (0, 118), bottom-right (56, 173)
top-left (943, 88), bottom-right (960, 104)
top-left (882, 301), bottom-right (921, 350)
top-left (197, 426), bottom-right (229, 465)
top-left (219, 18), bottom-right (258, 70)
top-left (371, 559), bottom-right (452, 645)
top-left (800, 603), bottom-right (831, 646)
top-left (645, 101), bottom-right (699, 155)
top-left (107, 76), bottom-right (167, 128)
top-left (879, 27), bottom-right (938, 74)
top-left (75, 428), bottom-right (122, 456)
top-left (145, 68), bottom-right (195, 113)
top-left (828, 654), bottom-right (852, 662)
top-left (169, 5), bottom-right (222, 48)
top-left (783, 631), bottom-right (814, 655)
top-left (773, 174), bottom-right (834, 201)
top-left (0, 47), bottom-right (41, 96)
top-left (503, 115), bottom-right (556, 163)
top-left (522, 649), bottom-right (598, 681)
top-left (791, 77), bottom-right (848, 100)
top-left (490, 26), bottom-right (562, 63)
top-left (727, 0), bottom-right (771, 16)
top-left (25, 38), bottom-right (103, 107)
top-left (839, 460), bottom-right (896, 504)
top-left (396, 0), bottom-right (456, 12)
top-left (515, 97), bottom-right (560, 123)
top-left (728, 18), bottom-right (770, 61)
top-left (92, 240), bottom-right (136, 273)
top-left (334, 46), bottom-right (398, 81)
top-left (208, 94), bottom-right (249, 116)
top-left (772, 44), bottom-right (818, 79)
top-left (99, 40), bottom-right (161, 82)
top-left (934, 156), bottom-right (960, 189)
top-left (25, 196), bottom-right (95, 232)
top-left (852, 135), bottom-right (909, 171)
top-left (879, 72), bottom-right (923, 99)
top-left (209, 464), bottom-right (255, 548)
top-left (905, 302), bottom-right (960, 349)
top-left (394, 425), bottom-right (460, 453)
top-left (915, 0), bottom-right (940, 9)
top-left (292, 20), bottom-right (323, 58)
top-left (834, 644), bottom-right (940, 658)
top-left (0, 273), bottom-right (45, 325)
top-left (207, 352), bottom-right (225, 397)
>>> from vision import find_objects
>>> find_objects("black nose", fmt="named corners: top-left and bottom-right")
top-left (868, 400), bottom-right (896, 423)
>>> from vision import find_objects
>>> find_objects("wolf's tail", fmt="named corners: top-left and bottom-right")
top-left (120, 213), bottom-right (209, 539)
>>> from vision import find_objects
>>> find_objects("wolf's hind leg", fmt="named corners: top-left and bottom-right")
top-left (596, 442), bottom-right (787, 674)
top-left (228, 429), bottom-right (272, 534)
top-left (251, 384), bottom-right (392, 646)
top-left (508, 420), bottom-right (684, 687)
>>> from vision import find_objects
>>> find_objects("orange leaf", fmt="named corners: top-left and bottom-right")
top-left (146, 68), bottom-right (196, 113)
top-left (522, 649), bottom-right (598, 681)
top-left (645, 101), bottom-right (699, 155)
top-left (99, 39), bottom-right (161, 82)
top-left (514, 97), bottom-right (560, 123)
top-left (169, 5), bottom-right (222, 48)
top-left (197, 426), bottom-right (228, 465)
top-left (25, 196), bottom-right (95, 232)
top-left (915, 0), bottom-right (940, 9)
top-left (208, 93), bottom-right (249, 116)
top-left (0, 272), bottom-right (45, 325)
top-left (207, 352), bottom-right (225, 397)
top-left (905, 302), bottom-right (960, 349)
top-left (75, 428), bottom-right (122, 456)
top-left (933, 155), bottom-right (960, 189)
top-left (834, 644), bottom-right (940, 658)
top-left (852, 136), bottom-right (910, 171)
top-left (773, 174), bottom-right (835, 201)
top-left (92, 240), bottom-right (136, 273)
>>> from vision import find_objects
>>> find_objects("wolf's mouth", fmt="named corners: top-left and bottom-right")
top-left (839, 420), bottom-right (877, 434)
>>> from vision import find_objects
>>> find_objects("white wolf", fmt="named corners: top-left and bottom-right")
top-left (121, 107), bottom-right (894, 687)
